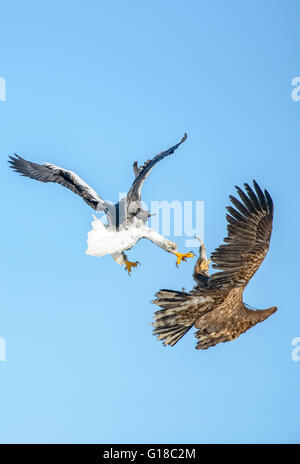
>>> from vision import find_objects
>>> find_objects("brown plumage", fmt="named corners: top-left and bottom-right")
top-left (152, 180), bottom-right (277, 350)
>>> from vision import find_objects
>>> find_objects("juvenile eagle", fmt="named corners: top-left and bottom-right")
top-left (152, 180), bottom-right (277, 349)
top-left (9, 134), bottom-right (193, 274)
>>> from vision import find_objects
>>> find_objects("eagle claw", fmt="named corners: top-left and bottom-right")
top-left (174, 251), bottom-right (194, 267)
top-left (125, 260), bottom-right (140, 275)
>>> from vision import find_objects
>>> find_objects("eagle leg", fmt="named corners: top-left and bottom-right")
top-left (194, 236), bottom-right (211, 274)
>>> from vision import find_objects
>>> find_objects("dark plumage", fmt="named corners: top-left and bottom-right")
top-left (152, 180), bottom-right (277, 350)
top-left (8, 155), bottom-right (109, 211)
top-left (9, 133), bottom-right (187, 227)
top-left (127, 133), bottom-right (187, 202)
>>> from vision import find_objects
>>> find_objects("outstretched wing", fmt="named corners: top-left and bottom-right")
top-left (208, 180), bottom-right (274, 290)
top-left (9, 155), bottom-right (110, 212)
top-left (127, 133), bottom-right (187, 202)
top-left (152, 180), bottom-right (275, 350)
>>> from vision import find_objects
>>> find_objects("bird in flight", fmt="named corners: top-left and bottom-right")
top-left (152, 180), bottom-right (277, 349)
top-left (9, 134), bottom-right (193, 274)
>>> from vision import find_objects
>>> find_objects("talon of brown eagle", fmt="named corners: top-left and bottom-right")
top-left (199, 258), bottom-right (211, 274)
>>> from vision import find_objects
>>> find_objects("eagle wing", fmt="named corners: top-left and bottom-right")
top-left (9, 155), bottom-right (110, 213)
top-left (127, 133), bottom-right (187, 202)
top-left (208, 180), bottom-right (274, 291)
top-left (152, 180), bottom-right (274, 348)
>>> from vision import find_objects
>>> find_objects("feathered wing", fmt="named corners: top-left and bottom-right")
top-left (127, 133), bottom-right (187, 202)
top-left (194, 181), bottom-right (275, 349)
top-left (208, 180), bottom-right (274, 290)
top-left (152, 181), bottom-right (275, 349)
top-left (9, 155), bottom-right (111, 213)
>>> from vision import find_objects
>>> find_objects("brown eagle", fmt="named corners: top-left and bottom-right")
top-left (152, 180), bottom-right (277, 350)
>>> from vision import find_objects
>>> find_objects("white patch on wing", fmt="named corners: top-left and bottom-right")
top-left (86, 215), bottom-right (144, 257)
top-left (43, 162), bottom-right (105, 207)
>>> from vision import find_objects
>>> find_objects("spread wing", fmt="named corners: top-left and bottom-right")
top-left (208, 180), bottom-right (274, 291)
top-left (9, 155), bottom-right (110, 213)
top-left (127, 133), bottom-right (187, 202)
top-left (152, 180), bottom-right (274, 349)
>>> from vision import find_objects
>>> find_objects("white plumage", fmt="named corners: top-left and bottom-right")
top-left (86, 215), bottom-right (144, 258)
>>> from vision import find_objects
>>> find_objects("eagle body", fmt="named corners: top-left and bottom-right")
top-left (193, 287), bottom-right (276, 349)
top-left (86, 215), bottom-right (145, 259)
top-left (152, 180), bottom-right (277, 350)
top-left (9, 134), bottom-right (188, 272)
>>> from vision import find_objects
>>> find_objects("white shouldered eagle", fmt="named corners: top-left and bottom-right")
top-left (152, 180), bottom-right (277, 349)
top-left (9, 134), bottom-right (193, 274)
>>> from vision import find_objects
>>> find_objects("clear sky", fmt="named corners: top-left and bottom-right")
top-left (0, 0), bottom-right (299, 444)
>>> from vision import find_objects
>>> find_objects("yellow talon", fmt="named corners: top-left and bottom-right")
top-left (174, 251), bottom-right (194, 267)
top-left (125, 260), bottom-right (140, 275)
top-left (199, 258), bottom-right (211, 273)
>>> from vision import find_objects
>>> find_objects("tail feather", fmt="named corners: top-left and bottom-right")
top-left (152, 290), bottom-right (194, 347)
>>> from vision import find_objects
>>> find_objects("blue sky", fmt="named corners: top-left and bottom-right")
top-left (0, 0), bottom-right (299, 444)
